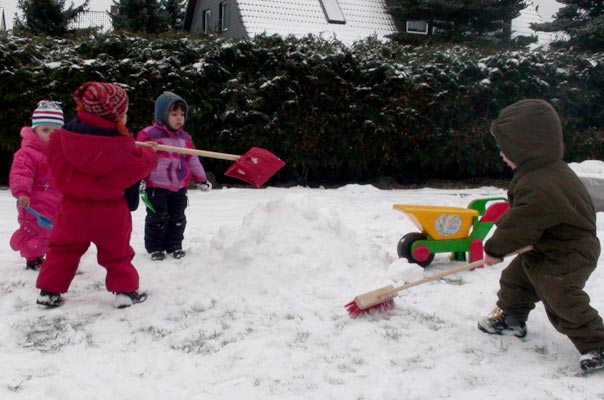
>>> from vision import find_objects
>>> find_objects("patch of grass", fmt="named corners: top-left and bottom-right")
top-left (2, 280), bottom-right (28, 294)
top-left (86, 281), bottom-right (105, 292)
top-left (382, 326), bottom-right (404, 341)
top-left (172, 329), bottom-right (222, 355)
top-left (294, 331), bottom-right (310, 345)
top-left (7, 375), bottom-right (32, 392)
top-left (16, 314), bottom-right (97, 352)
top-left (397, 307), bottom-right (450, 330)
top-left (139, 325), bottom-right (170, 339)
top-left (533, 344), bottom-right (549, 355)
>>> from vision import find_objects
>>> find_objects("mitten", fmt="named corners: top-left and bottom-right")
top-left (198, 181), bottom-right (212, 192)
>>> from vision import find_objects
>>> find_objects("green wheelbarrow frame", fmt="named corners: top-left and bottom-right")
top-left (395, 197), bottom-right (509, 268)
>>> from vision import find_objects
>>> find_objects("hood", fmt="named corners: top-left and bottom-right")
top-left (53, 129), bottom-right (137, 177)
top-left (154, 91), bottom-right (188, 127)
top-left (20, 126), bottom-right (45, 151)
top-left (490, 99), bottom-right (564, 171)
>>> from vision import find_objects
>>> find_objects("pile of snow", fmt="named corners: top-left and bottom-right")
top-left (570, 159), bottom-right (604, 179)
top-left (570, 160), bottom-right (604, 212)
top-left (1, 184), bottom-right (603, 399)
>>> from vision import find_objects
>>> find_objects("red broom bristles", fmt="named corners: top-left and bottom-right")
top-left (345, 298), bottom-right (395, 318)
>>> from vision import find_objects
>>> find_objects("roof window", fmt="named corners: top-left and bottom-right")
top-left (319, 0), bottom-right (346, 24)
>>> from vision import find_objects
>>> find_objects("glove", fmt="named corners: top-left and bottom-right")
top-left (198, 181), bottom-right (212, 192)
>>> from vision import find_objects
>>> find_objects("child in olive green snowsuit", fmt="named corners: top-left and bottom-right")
top-left (477, 99), bottom-right (604, 372)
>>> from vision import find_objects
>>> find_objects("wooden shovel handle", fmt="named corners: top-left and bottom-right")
top-left (136, 141), bottom-right (241, 161)
top-left (390, 245), bottom-right (534, 295)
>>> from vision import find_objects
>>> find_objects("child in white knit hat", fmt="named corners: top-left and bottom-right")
top-left (9, 100), bottom-right (64, 270)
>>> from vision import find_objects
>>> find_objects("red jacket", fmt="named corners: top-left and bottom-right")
top-left (48, 130), bottom-right (156, 201)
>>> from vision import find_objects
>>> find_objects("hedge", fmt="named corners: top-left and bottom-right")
top-left (1, 33), bottom-right (603, 186)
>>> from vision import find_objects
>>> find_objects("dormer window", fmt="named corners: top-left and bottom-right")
top-left (319, 0), bottom-right (346, 24)
top-left (406, 20), bottom-right (429, 35)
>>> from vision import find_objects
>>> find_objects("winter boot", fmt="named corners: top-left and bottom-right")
top-left (150, 251), bottom-right (165, 261)
top-left (26, 257), bottom-right (44, 271)
top-left (114, 291), bottom-right (147, 308)
top-left (36, 290), bottom-right (63, 307)
top-left (478, 307), bottom-right (527, 338)
top-left (170, 249), bottom-right (186, 259)
top-left (580, 348), bottom-right (604, 372)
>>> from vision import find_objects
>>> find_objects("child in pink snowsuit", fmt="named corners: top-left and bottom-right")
top-left (10, 101), bottom-right (64, 270)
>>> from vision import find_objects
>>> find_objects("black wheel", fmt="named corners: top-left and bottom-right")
top-left (397, 232), bottom-right (434, 268)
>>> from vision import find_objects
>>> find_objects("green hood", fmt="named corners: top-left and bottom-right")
top-left (490, 99), bottom-right (564, 171)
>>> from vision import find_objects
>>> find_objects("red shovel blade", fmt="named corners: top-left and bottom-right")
top-left (224, 147), bottom-right (285, 187)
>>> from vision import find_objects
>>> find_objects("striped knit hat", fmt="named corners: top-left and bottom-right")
top-left (73, 82), bottom-right (129, 122)
top-left (32, 100), bottom-right (64, 128)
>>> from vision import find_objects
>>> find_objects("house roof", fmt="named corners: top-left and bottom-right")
top-left (236, 0), bottom-right (397, 44)
top-left (183, 0), bottom-right (398, 45)
top-left (511, 1), bottom-right (558, 46)
top-left (184, 0), bottom-right (560, 47)
top-left (68, 11), bottom-right (113, 32)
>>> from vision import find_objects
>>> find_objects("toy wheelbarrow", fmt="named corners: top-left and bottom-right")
top-left (393, 197), bottom-right (509, 267)
top-left (136, 142), bottom-right (285, 187)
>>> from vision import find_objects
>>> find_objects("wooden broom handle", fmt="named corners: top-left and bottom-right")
top-left (136, 141), bottom-right (241, 161)
top-left (391, 245), bottom-right (534, 294)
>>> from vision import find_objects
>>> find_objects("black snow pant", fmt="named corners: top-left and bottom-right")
top-left (496, 243), bottom-right (604, 354)
top-left (144, 187), bottom-right (188, 254)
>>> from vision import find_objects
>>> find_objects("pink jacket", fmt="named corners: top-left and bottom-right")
top-left (137, 124), bottom-right (207, 192)
top-left (9, 127), bottom-right (62, 259)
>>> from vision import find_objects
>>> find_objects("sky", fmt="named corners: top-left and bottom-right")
top-left (1, 0), bottom-right (563, 30)
top-left (1, 160), bottom-right (604, 399)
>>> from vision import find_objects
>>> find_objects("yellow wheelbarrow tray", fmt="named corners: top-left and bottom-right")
top-left (393, 197), bottom-right (509, 267)
top-left (392, 204), bottom-right (479, 240)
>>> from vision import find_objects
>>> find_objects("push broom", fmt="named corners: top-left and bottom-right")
top-left (345, 245), bottom-right (533, 318)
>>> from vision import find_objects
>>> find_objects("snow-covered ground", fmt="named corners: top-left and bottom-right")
top-left (1, 173), bottom-right (604, 399)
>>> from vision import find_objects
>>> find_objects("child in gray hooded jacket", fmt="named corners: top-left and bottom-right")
top-left (137, 91), bottom-right (211, 261)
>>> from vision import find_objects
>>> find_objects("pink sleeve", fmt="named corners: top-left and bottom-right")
top-left (188, 155), bottom-right (207, 183)
top-left (9, 149), bottom-right (35, 198)
top-left (185, 138), bottom-right (207, 183)
top-left (136, 128), bottom-right (150, 142)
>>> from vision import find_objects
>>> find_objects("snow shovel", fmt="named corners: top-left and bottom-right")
top-left (136, 142), bottom-right (285, 187)
top-left (15, 200), bottom-right (53, 229)
top-left (345, 245), bottom-right (533, 318)
top-left (22, 206), bottom-right (53, 230)
top-left (25, 207), bottom-right (53, 230)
